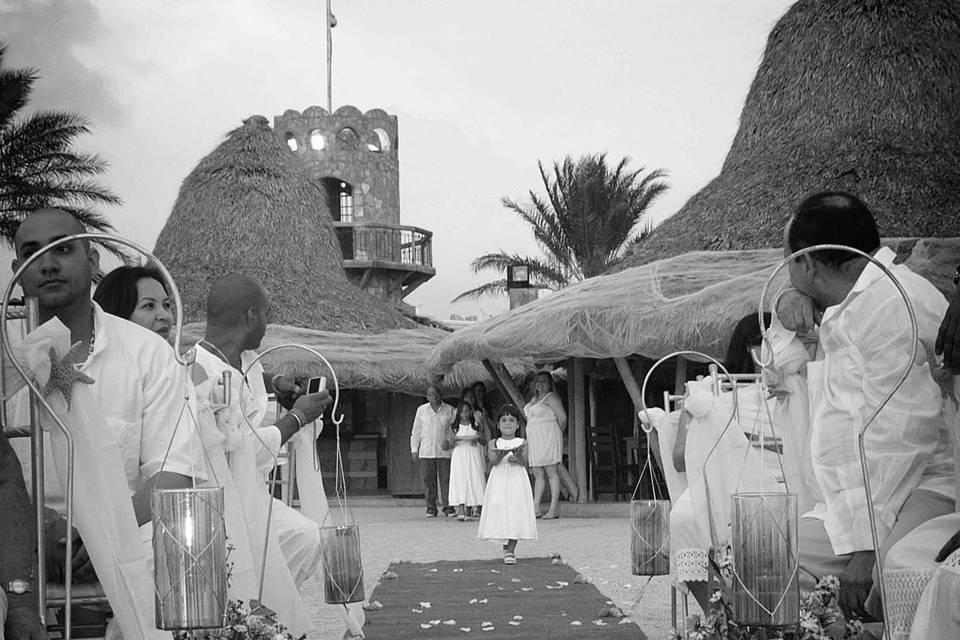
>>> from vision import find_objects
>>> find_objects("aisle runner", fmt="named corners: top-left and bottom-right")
top-left (362, 557), bottom-right (646, 639)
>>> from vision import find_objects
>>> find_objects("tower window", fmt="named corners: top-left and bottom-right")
top-left (367, 128), bottom-right (391, 152)
top-left (337, 127), bottom-right (359, 150)
top-left (285, 132), bottom-right (298, 151)
top-left (339, 182), bottom-right (354, 222)
top-left (322, 177), bottom-right (354, 222)
top-left (309, 129), bottom-right (325, 150)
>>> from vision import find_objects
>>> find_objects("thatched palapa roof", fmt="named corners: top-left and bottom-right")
top-left (179, 323), bottom-right (534, 396)
top-left (615, 0), bottom-right (960, 270)
top-left (153, 115), bottom-right (411, 332)
top-left (428, 238), bottom-right (960, 369)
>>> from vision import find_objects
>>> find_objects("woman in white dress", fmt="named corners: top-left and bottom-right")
top-left (523, 372), bottom-right (566, 519)
top-left (446, 401), bottom-right (487, 521)
top-left (478, 404), bottom-right (537, 564)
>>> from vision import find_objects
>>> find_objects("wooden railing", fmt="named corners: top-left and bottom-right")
top-left (333, 222), bottom-right (433, 268)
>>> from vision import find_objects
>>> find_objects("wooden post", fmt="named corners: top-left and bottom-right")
top-left (674, 355), bottom-right (688, 395)
top-left (613, 356), bottom-right (664, 477)
top-left (587, 375), bottom-right (597, 501)
top-left (571, 358), bottom-right (588, 501)
top-left (482, 359), bottom-right (526, 409)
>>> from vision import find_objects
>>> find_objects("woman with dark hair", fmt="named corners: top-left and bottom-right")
top-left (462, 386), bottom-right (493, 444)
top-left (722, 312), bottom-right (771, 375)
top-left (93, 265), bottom-right (174, 338)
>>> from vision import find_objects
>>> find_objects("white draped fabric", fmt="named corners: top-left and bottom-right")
top-left (21, 315), bottom-right (198, 640)
top-left (193, 346), bottom-right (312, 633)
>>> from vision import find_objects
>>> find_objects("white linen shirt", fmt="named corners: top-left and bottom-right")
top-left (83, 304), bottom-right (203, 491)
top-left (776, 247), bottom-right (953, 555)
top-left (410, 401), bottom-right (455, 459)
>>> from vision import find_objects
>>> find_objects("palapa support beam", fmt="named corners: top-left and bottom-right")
top-left (673, 356), bottom-right (687, 396)
top-left (570, 358), bottom-right (588, 502)
top-left (481, 359), bottom-right (526, 410)
top-left (613, 356), bottom-right (664, 475)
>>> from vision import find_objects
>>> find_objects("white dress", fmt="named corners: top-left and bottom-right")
top-left (478, 438), bottom-right (537, 543)
top-left (523, 395), bottom-right (563, 466)
top-left (448, 423), bottom-right (487, 506)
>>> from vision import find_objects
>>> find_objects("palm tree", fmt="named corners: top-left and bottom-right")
top-left (454, 153), bottom-right (668, 301)
top-left (0, 43), bottom-right (119, 241)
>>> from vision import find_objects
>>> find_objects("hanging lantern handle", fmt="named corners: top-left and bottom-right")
top-left (238, 344), bottom-right (344, 608)
top-left (757, 244), bottom-right (918, 640)
top-left (635, 351), bottom-right (739, 518)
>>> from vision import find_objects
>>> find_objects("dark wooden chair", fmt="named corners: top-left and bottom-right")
top-left (588, 425), bottom-right (633, 501)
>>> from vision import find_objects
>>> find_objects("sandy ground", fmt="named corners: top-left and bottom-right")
top-left (300, 502), bottom-right (679, 640)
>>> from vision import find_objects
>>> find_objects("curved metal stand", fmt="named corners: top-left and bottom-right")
top-left (238, 344), bottom-right (344, 608)
top-left (758, 244), bottom-right (920, 640)
top-left (639, 350), bottom-right (740, 547)
top-left (0, 233), bottom-right (188, 640)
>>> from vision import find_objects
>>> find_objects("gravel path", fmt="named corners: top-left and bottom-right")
top-left (300, 504), bottom-right (678, 640)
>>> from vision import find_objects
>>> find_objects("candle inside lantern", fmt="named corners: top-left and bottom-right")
top-left (152, 487), bottom-right (228, 629)
top-left (320, 524), bottom-right (365, 604)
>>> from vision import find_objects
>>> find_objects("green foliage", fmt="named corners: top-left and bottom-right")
top-left (0, 43), bottom-right (119, 241)
top-left (454, 153), bottom-right (668, 302)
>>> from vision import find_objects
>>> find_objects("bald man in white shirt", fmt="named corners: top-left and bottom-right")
top-left (774, 192), bottom-right (954, 619)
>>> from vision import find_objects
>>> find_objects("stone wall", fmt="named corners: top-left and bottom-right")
top-left (274, 105), bottom-right (400, 225)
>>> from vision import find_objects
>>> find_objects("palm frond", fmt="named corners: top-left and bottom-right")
top-left (0, 46), bottom-right (119, 243)
top-left (452, 279), bottom-right (508, 303)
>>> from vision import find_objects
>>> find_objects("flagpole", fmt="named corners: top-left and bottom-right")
top-left (326, 0), bottom-right (333, 111)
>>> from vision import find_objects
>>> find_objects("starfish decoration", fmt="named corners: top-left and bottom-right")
top-left (40, 343), bottom-right (95, 410)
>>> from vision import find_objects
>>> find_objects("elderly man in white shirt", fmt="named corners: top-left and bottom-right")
top-left (773, 192), bottom-right (954, 619)
top-left (411, 385), bottom-right (456, 518)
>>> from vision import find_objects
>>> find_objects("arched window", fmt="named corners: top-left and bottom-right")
top-left (285, 132), bottom-right (298, 151)
top-left (336, 127), bottom-right (359, 150)
top-left (321, 177), bottom-right (354, 223)
top-left (309, 129), bottom-right (325, 150)
top-left (367, 128), bottom-right (391, 152)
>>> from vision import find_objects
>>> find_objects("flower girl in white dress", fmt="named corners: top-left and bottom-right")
top-left (477, 405), bottom-right (537, 564)
top-left (447, 400), bottom-right (487, 521)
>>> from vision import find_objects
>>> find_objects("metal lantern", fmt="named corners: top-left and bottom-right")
top-left (729, 492), bottom-right (799, 631)
top-left (631, 499), bottom-right (670, 576)
top-left (320, 524), bottom-right (365, 604)
top-left (152, 487), bottom-right (228, 629)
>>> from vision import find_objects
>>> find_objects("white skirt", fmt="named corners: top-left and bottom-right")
top-left (477, 461), bottom-right (537, 543)
top-left (448, 442), bottom-right (486, 506)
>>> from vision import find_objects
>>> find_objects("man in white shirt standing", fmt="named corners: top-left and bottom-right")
top-left (411, 385), bottom-right (455, 518)
top-left (774, 192), bottom-right (954, 618)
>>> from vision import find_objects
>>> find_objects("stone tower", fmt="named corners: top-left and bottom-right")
top-left (274, 105), bottom-right (434, 310)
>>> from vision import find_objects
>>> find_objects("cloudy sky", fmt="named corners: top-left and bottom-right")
top-left (1, 0), bottom-right (794, 320)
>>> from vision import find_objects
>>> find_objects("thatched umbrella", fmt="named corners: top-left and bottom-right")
top-left (616, 0), bottom-right (960, 270)
top-left (153, 115), bottom-right (411, 331)
top-left (177, 323), bottom-right (536, 396)
top-left (429, 237), bottom-right (959, 368)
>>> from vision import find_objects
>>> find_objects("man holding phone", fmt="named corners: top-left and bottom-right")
top-left (196, 274), bottom-right (331, 590)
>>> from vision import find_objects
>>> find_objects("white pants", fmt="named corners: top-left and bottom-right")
top-left (272, 498), bottom-right (321, 588)
top-left (0, 590), bottom-right (6, 640)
